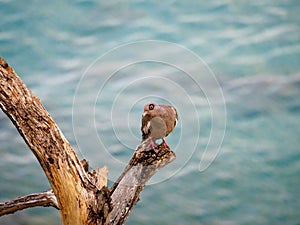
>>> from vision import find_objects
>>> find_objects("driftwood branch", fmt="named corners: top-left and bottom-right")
top-left (0, 161), bottom-right (108, 216)
top-left (109, 139), bottom-right (176, 225)
top-left (0, 190), bottom-right (58, 216)
top-left (0, 57), bottom-right (176, 225)
top-left (0, 57), bottom-right (111, 224)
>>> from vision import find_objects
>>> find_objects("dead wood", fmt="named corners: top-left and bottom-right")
top-left (0, 57), bottom-right (175, 225)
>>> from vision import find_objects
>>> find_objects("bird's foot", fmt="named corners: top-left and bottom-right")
top-left (162, 139), bottom-right (170, 149)
top-left (149, 138), bottom-right (169, 151)
top-left (150, 138), bottom-right (158, 150)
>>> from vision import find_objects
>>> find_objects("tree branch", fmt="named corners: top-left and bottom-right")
top-left (109, 139), bottom-right (176, 225)
top-left (0, 57), bottom-right (176, 225)
top-left (0, 57), bottom-right (111, 224)
top-left (0, 163), bottom-right (109, 218)
top-left (0, 190), bottom-right (58, 216)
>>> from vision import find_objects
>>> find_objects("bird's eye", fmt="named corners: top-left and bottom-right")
top-left (149, 104), bottom-right (155, 110)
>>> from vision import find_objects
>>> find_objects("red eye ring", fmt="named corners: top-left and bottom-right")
top-left (149, 104), bottom-right (155, 110)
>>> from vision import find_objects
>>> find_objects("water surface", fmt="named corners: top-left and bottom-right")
top-left (0, 1), bottom-right (300, 224)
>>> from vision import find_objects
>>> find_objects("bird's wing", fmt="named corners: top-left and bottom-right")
top-left (162, 106), bottom-right (178, 136)
top-left (149, 117), bottom-right (167, 140)
top-left (141, 113), bottom-right (152, 140)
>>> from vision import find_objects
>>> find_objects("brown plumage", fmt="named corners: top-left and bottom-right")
top-left (141, 102), bottom-right (178, 147)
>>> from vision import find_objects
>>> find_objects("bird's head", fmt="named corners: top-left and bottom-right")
top-left (143, 102), bottom-right (162, 117)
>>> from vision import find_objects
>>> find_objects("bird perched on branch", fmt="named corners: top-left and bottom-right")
top-left (141, 102), bottom-right (178, 149)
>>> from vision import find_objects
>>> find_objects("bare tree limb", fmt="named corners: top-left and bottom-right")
top-left (109, 139), bottom-right (176, 225)
top-left (0, 163), bottom-right (109, 218)
top-left (0, 57), bottom-right (176, 225)
top-left (0, 57), bottom-right (111, 224)
top-left (0, 190), bottom-right (58, 216)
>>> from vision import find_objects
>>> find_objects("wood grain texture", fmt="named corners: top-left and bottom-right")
top-left (0, 58), bottom-right (110, 225)
top-left (109, 139), bottom-right (176, 225)
top-left (0, 190), bottom-right (58, 216)
top-left (0, 57), bottom-right (176, 225)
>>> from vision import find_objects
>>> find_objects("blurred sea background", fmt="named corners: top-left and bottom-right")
top-left (1, 0), bottom-right (300, 224)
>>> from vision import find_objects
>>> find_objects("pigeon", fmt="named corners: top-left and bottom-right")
top-left (141, 102), bottom-right (178, 149)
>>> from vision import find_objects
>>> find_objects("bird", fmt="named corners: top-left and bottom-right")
top-left (141, 102), bottom-right (178, 149)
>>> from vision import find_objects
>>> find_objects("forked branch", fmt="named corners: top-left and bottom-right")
top-left (0, 57), bottom-right (176, 225)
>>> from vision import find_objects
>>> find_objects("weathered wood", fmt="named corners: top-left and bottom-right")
top-left (109, 139), bottom-right (176, 225)
top-left (0, 190), bottom-right (58, 216)
top-left (0, 164), bottom-right (109, 218)
top-left (0, 58), bottom-right (111, 225)
top-left (0, 57), bottom-right (176, 225)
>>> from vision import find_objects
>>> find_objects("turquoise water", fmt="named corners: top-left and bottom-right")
top-left (1, 1), bottom-right (300, 224)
